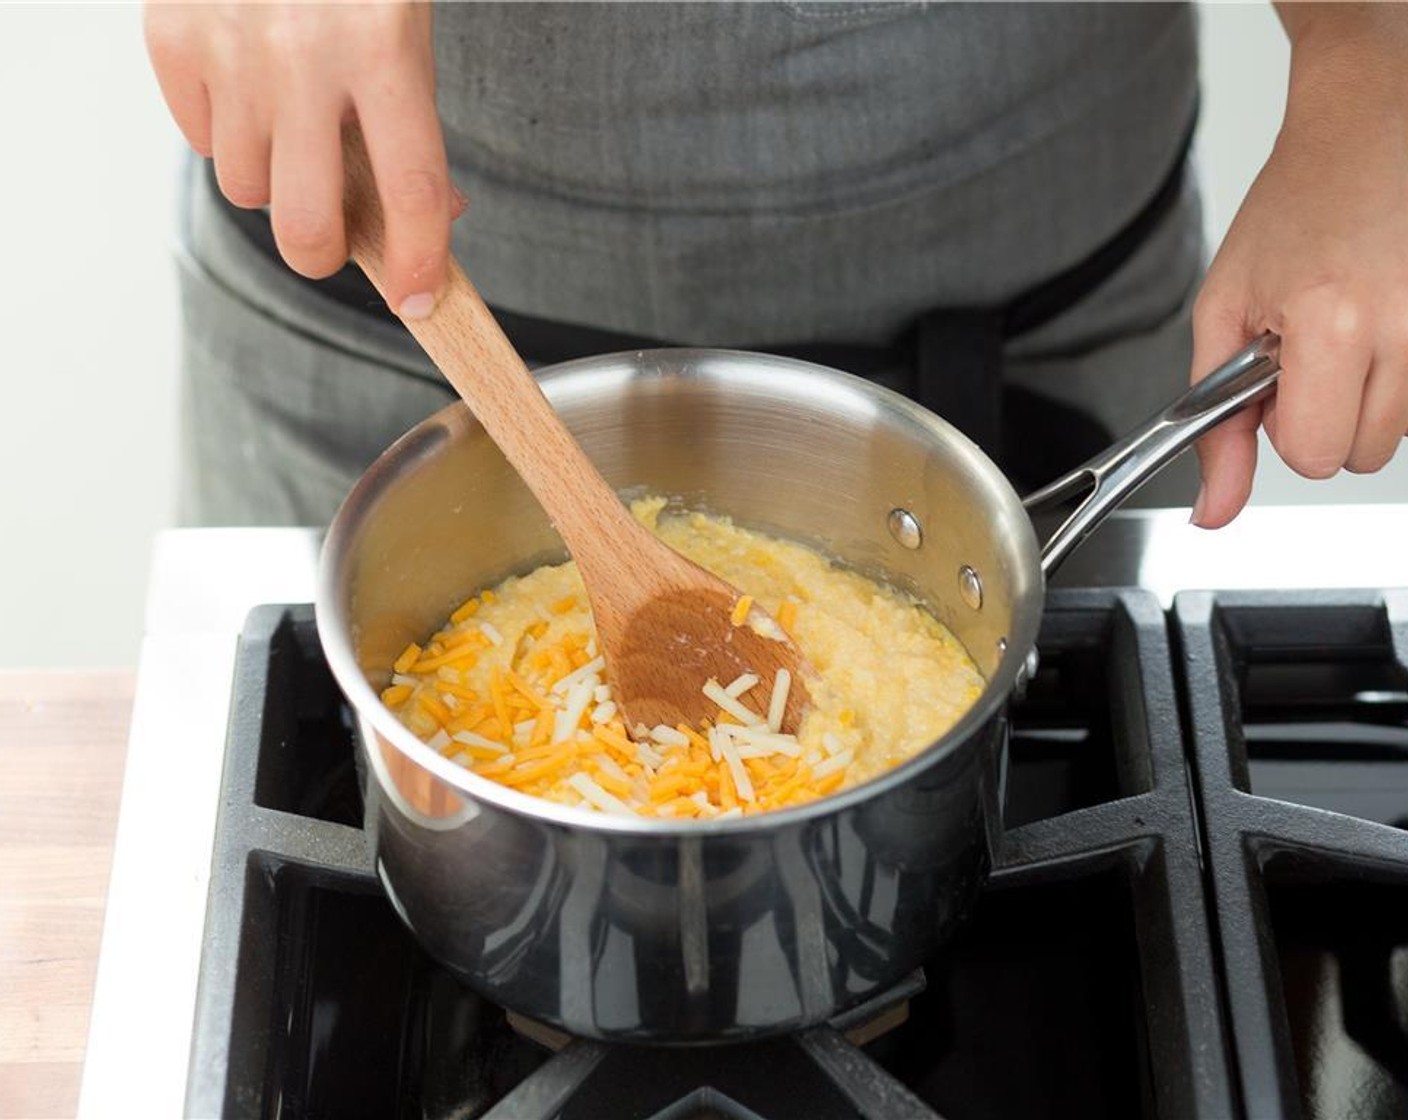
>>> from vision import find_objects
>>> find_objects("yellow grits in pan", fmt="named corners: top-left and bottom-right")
top-left (382, 499), bottom-right (986, 819)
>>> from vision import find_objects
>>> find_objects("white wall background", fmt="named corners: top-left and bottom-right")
top-left (1, 5), bottom-right (179, 669)
top-left (0, 3), bottom-right (1403, 669)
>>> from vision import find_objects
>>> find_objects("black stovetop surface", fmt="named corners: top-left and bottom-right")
top-left (184, 588), bottom-right (1408, 1120)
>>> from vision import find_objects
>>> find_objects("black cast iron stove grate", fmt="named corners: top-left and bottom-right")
top-left (1174, 589), bottom-right (1408, 1120)
top-left (186, 590), bottom-right (1238, 1119)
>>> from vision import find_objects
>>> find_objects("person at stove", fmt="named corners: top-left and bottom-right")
top-left (145, 3), bottom-right (1408, 525)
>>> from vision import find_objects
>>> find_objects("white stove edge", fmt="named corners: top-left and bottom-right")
top-left (76, 509), bottom-right (1407, 1117)
top-left (1118, 503), bottom-right (1407, 601)
top-left (78, 530), bottom-right (320, 1119)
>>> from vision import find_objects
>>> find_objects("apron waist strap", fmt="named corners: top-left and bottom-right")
top-left (491, 112), bottom-right (1195, 463)
top-left (911, 110), bottom-right (1194, 454)
top-left (211, 111), bottom-right (1195, 472)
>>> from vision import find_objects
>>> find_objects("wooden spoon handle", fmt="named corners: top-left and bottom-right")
top-left (339, 126), bottom-right (649, 585)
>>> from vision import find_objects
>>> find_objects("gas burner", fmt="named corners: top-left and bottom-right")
top-left (188, 590), bottom-right (1242, 1118)
top-left (77, 517), bottom-right (1408, 1119)
top-left (489, 976), bottom-right (933, 1120)
top-left (506, 967), bottom-right (923, 1054)
top-left (488, 974), bottom-right (929, 1120)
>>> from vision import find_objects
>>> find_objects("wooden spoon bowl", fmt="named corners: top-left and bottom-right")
top-left (339, 127), bottom-right (811, 733)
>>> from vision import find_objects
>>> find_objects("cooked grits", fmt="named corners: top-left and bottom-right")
top-left (382, 499), bottom-right (986, 818)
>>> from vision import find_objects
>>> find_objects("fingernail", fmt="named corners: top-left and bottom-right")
top-left (399, 292), bottom-right (437, 320)
top-left (451, 185), bottom-right (468, 218)
top-left (1190, 483), bottom-right (1208, 528)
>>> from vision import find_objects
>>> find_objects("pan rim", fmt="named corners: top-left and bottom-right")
top-left (316, 347), bottom-right (1045, 836)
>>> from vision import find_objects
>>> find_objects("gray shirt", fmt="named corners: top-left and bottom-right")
top-left (434, 2), bottom-right (1198, 345)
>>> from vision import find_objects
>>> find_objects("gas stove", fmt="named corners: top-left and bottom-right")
top-left (79, 508), bottom-right (1408, 1119)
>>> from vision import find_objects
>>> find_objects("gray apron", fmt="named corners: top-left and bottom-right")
top-left (175, 2), bottom-right (1204, 525)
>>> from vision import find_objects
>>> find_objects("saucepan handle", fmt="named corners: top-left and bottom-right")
top-left (1023, 332), bottom-right (1282, 577)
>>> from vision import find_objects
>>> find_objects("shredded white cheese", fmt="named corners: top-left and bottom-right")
top-left (725, 673), bottom-right (761, 698)
top-left (767, 669), bottom-right (791, 734)
top-left (553, 677), bottom-right (596, 743)
top-left (702, 679), bottom-right (765, 726)
top-left (731, 725), bottom-right (802, 756)
top-left (452, 729), bottom-right (509, 754)
top-left (812, 749), bottom-right (854, 778)
top-left (550, 655), bottom-right (607, 697)
top-left (567, 772), bottom-right (635, 816)
top-left (718, 735), bottom-right (756, 802)
top-left (706, 725), bottom-right (725, 763)
top-left (650, 725), bottom-right (690, 747)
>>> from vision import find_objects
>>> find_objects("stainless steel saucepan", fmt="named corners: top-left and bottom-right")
top-left (317, 333), bottom-right (1281, 1042)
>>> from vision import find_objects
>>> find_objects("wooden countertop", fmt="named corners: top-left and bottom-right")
top-left (0, 671), bottom-right (132, 1120)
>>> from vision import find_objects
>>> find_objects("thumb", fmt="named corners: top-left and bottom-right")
top-left (1189, 300), bottom-right (1261, 529)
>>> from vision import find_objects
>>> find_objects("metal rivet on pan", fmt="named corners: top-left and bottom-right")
top-left (997, 637), bottom-right (1008, 658)
top-left (887, 508), bottom-right (923, 550)
top-left (959, 565), bottom-right (983, 610)
top-left (1013, 646), bottom-right (1040, 700)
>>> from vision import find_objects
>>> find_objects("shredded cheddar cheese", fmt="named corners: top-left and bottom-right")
top-left (381, 499), bottom-right (986, 818)
top-left (730, 594), bottom-right (754, 627)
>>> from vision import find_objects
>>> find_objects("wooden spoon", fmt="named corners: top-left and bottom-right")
top-left (340, 128), bottom-right (811, 733)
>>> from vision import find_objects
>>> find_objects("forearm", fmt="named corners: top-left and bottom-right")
top-left (1273, 3), bottom-right (1408, 68)
top-left (1269, 2), bottom-right (1408, 170)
